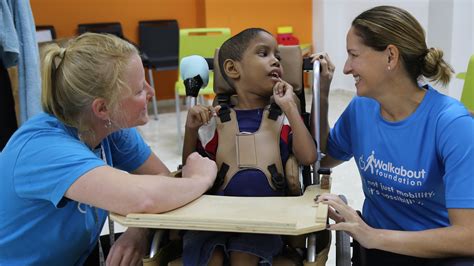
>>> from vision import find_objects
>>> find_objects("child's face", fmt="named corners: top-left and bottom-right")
top-left (236, 32), bottom-right (282, 96)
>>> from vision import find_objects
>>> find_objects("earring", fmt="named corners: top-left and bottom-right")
top-left (387, 66), bottom-right (391, 71)
top-left (104, 119), bottom-right (112, 129)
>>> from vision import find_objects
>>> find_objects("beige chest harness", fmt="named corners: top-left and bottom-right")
top-left (212, 104), bottom-right (287, 192)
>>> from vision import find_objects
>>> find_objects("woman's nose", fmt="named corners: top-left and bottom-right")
top-left (343, 60), bottom-right (351, 75)
top-left (146, 82), bottom-right (155, 99)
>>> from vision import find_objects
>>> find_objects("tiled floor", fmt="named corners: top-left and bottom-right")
top-left (108, 89), bottom-right (364, 265)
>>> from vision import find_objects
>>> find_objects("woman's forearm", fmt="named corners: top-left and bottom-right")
top-left (371, 224), bottom-right (474, 258)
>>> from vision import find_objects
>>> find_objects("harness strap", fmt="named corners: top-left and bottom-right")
top-left (268, 103), bottom-right (283, 120)
top-left (210, 163), bottom-right (228, 193)
top-left (218, 105), bottom-right (232, 123)
top-left (216, 94), bottom-right (231, 106)
top-left (268, 164), bottom-right (286, 191)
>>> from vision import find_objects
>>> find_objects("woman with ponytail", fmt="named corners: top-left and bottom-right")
top-left (0, 33), bottom-right (217, 265)
top-left (312, 6), bottom-right (473, 265)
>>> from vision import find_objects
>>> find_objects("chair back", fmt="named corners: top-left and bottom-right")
top-left (36, 25), bottom-right (56, 43)
top-left (139, 20), bottom-right (179, 70)
top-left (77, 22), bottom-right (124, 39)
top-left (179, 28), bottom-right (231, 59)
top-left (175, 28), bottom-right (231, 96)
top-left (460, 54), bottom-right (474, 113)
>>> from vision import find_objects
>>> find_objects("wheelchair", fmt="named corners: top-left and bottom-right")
top-left (112, 45), bottom-right (351, 266)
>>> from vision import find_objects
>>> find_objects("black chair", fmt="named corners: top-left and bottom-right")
top-left (139, 19), bottom-right (179, 120)
top-left (77, 22), bottom-right (159, 119)
top-left (36, 25), bottom-right (56, 43)
top-left (77, 22), bottom-right (124, 39)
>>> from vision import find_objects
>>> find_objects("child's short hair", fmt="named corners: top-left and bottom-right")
top-left (218, 28), bottom-right (271, 87)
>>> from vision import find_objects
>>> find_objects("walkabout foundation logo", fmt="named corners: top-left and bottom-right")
top-left (359, 150), bottom-right (426, 187)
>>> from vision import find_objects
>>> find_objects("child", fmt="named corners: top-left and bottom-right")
top-left (182, 28), bottom-right (317, 265)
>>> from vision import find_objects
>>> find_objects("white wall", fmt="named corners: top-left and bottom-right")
top-left (312, 0), bottom-right (473, 98)
top-left (448, 0), bottom-right (473, 99)
top-left (426, 0), bottom-right (453, 94)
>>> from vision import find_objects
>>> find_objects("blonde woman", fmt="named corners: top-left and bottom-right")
top-left (314, 6), bottom-right (474, 265)
top-left (0, 33), bottom-right (217, 265)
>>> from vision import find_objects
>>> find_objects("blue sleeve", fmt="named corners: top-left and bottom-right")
top-left (436, 111), bottom-right (474, 209)
top-left (13, 131), bottom-right (105, 207)
top-left (109, 128), bottom-right (151, 172)
top-left (327, 99), bottom-right (355, 161)
top-left (0, 0), bottom-right (19, 67)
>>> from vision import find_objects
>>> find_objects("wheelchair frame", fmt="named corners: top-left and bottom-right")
top-left (111, 48), bottom-right (353, 265)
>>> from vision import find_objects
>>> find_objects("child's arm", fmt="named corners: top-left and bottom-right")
top-left (273, 80), bottom-right (317, 165)
top-left (182, 105), bottom-right (217, 165)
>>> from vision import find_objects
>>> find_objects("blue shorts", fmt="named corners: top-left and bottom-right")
top-left (182, 231), bottom-right (283, 266)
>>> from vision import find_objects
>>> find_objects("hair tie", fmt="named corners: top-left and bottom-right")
top-left (54, 47), bottom-right (67, 69)
top-left (418, 48), bottom-right (430, 63)
top-left (59, 47), bottom-right (66, 59)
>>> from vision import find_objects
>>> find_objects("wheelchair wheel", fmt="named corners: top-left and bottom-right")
top-left (336, 195), bottom-right (351, 266)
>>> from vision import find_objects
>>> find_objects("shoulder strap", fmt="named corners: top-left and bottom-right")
top-left (217, 104), bottom-right (232, 123)
top-left (268, 102), bottom-right (283, 120)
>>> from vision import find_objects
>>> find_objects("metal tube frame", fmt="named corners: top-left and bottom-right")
top-left (307, 60), bottom-right (321, 263)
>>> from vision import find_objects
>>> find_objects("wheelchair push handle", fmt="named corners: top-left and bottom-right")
top-left (311, 60), bottom-right (322, 185)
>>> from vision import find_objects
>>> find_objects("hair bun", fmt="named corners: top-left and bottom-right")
top-left (425, 47), bottom-right (443, 64)
top-left (421, 47), bottom-right (453, 85)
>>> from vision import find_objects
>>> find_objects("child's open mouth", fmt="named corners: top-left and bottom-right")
top-left (270, 71), bottom-right (280, 80)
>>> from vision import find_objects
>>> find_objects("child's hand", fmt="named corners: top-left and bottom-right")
top-left (185, 105), bottom-right (219, 130)
top-left (273, 79), bottom-right (297, 112)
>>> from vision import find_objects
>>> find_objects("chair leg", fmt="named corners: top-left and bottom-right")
top-left (175, 88), bottom-right (183, 153)
top-left (147, 68), bottom-right (159, 120)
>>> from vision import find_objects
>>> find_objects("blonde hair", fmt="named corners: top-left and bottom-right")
top-left (352, 5), bottom-right (454, 85)
top-left (41, 33), bottom-right (138, 132)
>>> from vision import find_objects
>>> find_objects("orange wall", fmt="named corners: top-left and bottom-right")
top-left (30, 0), bottom-right (201, 101)
top-left (205, 0), bottom-right (312, 44)
top-left (30, 0), bottom-right (312, 100)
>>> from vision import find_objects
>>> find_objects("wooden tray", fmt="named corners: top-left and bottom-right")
top-left (110, 185), bottom-right (328, 235)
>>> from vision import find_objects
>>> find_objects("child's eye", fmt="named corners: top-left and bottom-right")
top-left (258, 51), bottom-right (267, 57)
top-left (275, 54), bottom-right (282, 61)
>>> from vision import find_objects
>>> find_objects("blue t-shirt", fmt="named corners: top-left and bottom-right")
top-left (0, 113), bottom-right (151, 265)
top-left (327, 86), bottom-right (474, 231)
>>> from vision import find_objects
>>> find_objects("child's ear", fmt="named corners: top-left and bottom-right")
top-left (223, 59), bottom-right (240, 79)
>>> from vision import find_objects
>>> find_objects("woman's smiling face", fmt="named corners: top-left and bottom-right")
top-left (115, 53), bottom-right (154, 127)
top-left (343, 27), bottom-right (390, 98)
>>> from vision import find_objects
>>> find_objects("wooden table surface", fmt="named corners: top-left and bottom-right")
top-left (111, 185), bottom-right (329, 235)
